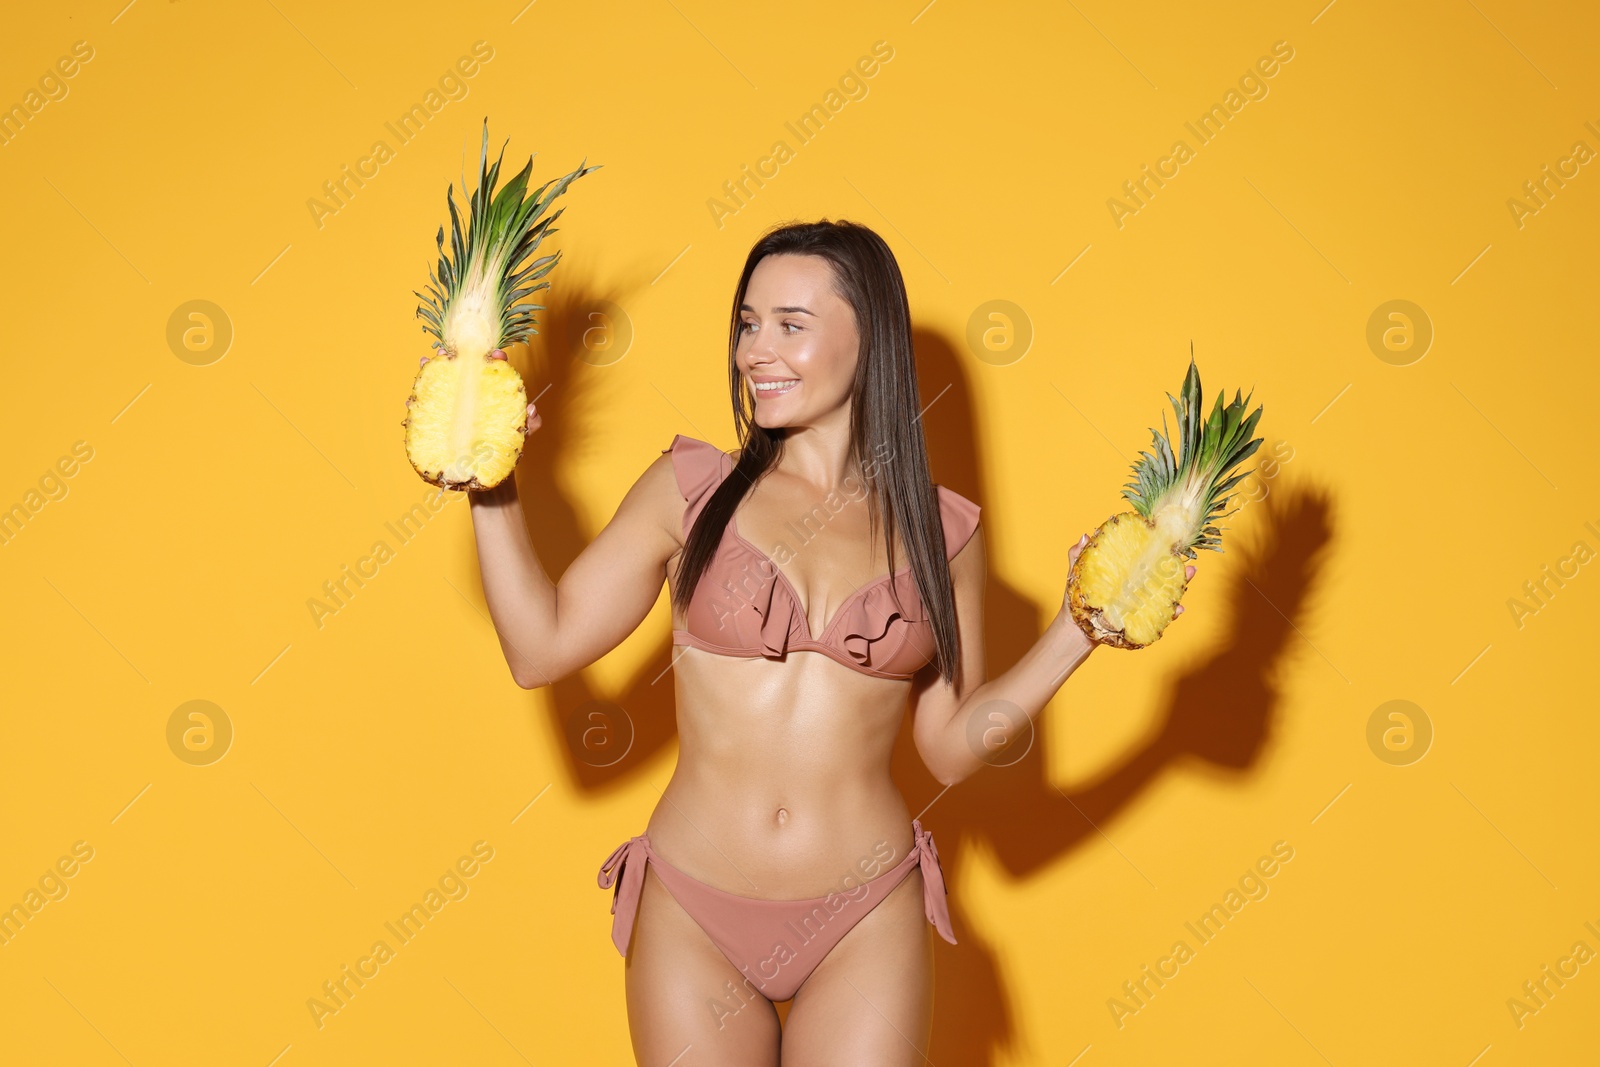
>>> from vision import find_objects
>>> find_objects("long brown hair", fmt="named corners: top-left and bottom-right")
top-left (670, 219), bottom-right (965, 687)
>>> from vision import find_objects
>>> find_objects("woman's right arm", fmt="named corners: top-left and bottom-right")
top-left (467, 439), bottom-right (684, 689)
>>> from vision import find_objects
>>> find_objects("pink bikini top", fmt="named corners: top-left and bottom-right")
top-left (666, 434), bottom-right (981, 680)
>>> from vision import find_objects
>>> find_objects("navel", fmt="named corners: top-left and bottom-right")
top-left (775, 807), bottom-right (789, 826)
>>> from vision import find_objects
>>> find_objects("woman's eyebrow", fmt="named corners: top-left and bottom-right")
top-left (739, 303), bottom-right (815, 314)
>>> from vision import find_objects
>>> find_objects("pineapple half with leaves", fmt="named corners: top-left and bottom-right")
top-left (403, 120), bottom-right (599, 489)
top-left (1066, 348), bottom-right (1264, 648)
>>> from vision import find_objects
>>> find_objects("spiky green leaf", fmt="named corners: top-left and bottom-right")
top-left (414, 118), bottom-right (601, 348)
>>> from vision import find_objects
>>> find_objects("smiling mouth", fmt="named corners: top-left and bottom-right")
top-left (752, 379), bottom-right (800, 397)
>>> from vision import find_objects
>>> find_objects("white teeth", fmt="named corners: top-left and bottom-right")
top-left (753, 380), bottom-right (799, 393)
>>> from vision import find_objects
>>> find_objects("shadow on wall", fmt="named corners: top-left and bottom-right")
top-left (905, 326), bottom-right (1336, 1063)
top-left (471, 271), bottom-right (1336, 1064)
top-left (451, 256), bottom-right (688, 787)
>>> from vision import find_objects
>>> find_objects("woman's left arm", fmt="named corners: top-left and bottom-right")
top-left (910, 528), bottom-right (1191, 787)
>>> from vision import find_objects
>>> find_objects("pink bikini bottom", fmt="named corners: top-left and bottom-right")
top-left (598, 818), bottom-right (957, 1002)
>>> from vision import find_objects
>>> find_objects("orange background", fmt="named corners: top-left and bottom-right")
top-left (2, 1), bottom-right (1596, 1063)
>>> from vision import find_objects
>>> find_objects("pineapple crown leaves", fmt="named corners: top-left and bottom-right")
top-left (414, 118), bottom-right (601, 350)
top-left (1120, 343), bottom-right (1265, 555)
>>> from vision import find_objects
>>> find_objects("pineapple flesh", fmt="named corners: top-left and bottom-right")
top-left (1067, 349), bottom-right (1264, 649)
top-left (403, 120), bottom-right (599, 490)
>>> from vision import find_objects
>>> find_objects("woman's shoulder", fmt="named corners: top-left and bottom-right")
top-left (933, 483), bottom-right (981, 558)
top-left (660, 434), bottom-right (736, 503)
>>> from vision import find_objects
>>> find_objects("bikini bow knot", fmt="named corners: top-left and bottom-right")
top-left (911, 818), bottom-right (958, 944)
top-left (596, 835), bottom-right (650, 956)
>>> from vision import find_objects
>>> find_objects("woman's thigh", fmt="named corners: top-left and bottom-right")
top-left (624, 864), bottom-right (782, 1067)
top-left (779, 867), bottom-right (936, 1066)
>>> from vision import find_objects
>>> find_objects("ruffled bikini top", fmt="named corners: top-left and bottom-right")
top-left (666, 434), bottom-right (981, 680)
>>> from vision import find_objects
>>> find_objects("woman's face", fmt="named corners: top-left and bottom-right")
top-left (736, 253), bottom-right (859, 430)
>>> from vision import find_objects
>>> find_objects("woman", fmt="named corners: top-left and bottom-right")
top-left (467, 219), bottom-right (1193, 1064)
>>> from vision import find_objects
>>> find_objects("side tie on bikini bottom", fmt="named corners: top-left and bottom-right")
top-left (598, 818), bottom-right (956, 1001)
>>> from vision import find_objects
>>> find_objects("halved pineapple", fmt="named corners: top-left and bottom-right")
top-left (403, 120), bottom-right (599, 490)
top-left (1067, 348), bottom-right (1264, 648)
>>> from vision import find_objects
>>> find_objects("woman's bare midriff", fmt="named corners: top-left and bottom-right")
top-left (646, 637), bottom-right (920, 901)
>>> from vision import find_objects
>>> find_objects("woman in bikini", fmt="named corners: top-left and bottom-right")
top-left (467, 219), bottom-right (1193, 1065)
